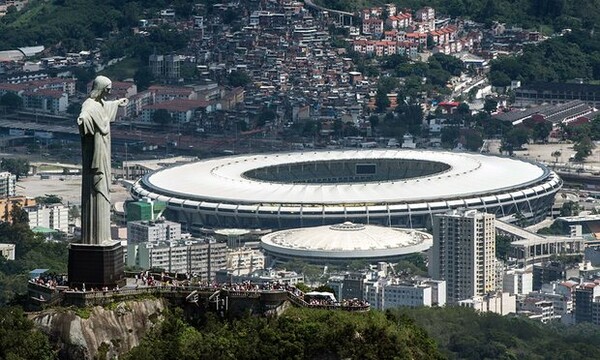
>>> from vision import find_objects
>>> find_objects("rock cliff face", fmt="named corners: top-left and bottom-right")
top-left (32, 298), bottom-right (166, 360)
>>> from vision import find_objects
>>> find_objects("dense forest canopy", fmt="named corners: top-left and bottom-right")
top-left (489, 31), bottom-right (600, 86)
top-left (122, 306), bottom-right (600, 360)
top-left (0, 0), bottom-right (199, 51)
top-left (316, 0), bottom-right (600, 32)
top-left (124, 308), bottom-right (441, 360)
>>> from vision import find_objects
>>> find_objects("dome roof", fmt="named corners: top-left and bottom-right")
top-left (260, 222), bottom-right (432, 260)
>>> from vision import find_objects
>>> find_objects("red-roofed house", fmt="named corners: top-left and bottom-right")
top-left (362, 18), bottom-right (384, 35)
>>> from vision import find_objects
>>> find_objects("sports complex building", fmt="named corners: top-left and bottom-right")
top-left (130, 149), bottom-right (562, 231)
top-left (260, 222), bottom-right (433, 264)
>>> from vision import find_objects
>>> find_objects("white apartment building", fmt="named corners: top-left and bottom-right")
top-left (127, 239), bottom-right (227, 281)
top-left (458, 292), bottom-right (516, 315)
top-left (430, 209), bottom-right (496, 303)
top-left (364, 277), bottom-right (446, 310)
top-left (25, 204), bottom-right (69, 232)
top-left (226, 247), bottom-right (265, 275)
top-left (127, 219), bottom-right (181, 244)
top-left (0, 243), bottom-right (15, 260)
top-left (503, 267), bottom-right (533, 296)
top-left (0, 171), bottom-right (16, 197)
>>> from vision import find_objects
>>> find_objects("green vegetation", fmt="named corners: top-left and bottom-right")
top-left (559, 201), bottom-right (580, 217)
top-left (34, 194), bottom-right (63, 205)
top-left (0, 0), bottom-right (195, 51)
top-left (74, 306), bottom-right (92, 319)
top-left (495, 234), bottom-right (512, 261)
top-left (318, 0), bottom-right (598, 33)
top-left (99, 57), bottom-right (143, 82)
top-left (489, 33), bottom-right (600, 86)
top-left (0, 92), bottom-right (23, 111)
top-left (0, 306), bottom-right (55, 360)
top-left (537, 221), bottom-right (567, 235)
top-left (396, 306), bottom-right (600, 360)
top-left (0, 207), bottom-right (68, 304)
top-left (227, 70), bottom-right (252, 88)
top-left (121, 306), bottom-right (600, 359)
top-left (573, 136), bottom-right (595, 162)
top-left (124, 308), bottom-right (441, 360)
top-left (0, 158), bottom-right (29, 179)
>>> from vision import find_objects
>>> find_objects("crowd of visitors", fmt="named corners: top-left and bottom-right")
top-left (30, 273), bottom-right (67, 289)
top-left (29, 271), bottom-right (369, 310)
top-left (341, 298), bottom-right (370, 308)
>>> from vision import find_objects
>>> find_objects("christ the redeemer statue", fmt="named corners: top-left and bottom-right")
top-left (77, 76), bottom-right (128, 245)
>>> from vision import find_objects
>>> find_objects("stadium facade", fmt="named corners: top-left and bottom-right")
top-left (130, 149), bottom-right (562, 231)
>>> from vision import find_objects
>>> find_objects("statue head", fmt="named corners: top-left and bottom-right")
top-left (90, 76), bottom-right (112, 100)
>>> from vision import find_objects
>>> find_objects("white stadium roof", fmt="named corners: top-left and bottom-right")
top-left (143, 149), bottom-right (548, 205)
top-left (260, 222), bottom-right (433, 259)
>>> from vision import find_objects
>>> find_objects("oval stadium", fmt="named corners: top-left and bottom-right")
top-left (130, 149), bottom-right (562, 231)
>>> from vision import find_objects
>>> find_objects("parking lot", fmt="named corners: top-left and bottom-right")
top-left (16, 175), bottom-right (131, 206)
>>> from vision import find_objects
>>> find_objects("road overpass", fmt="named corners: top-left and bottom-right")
top-left (495, 220), bottom-right (585, 265)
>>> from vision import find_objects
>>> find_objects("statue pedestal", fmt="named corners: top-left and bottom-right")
top-left (68, 241), bottom-right (124, 289)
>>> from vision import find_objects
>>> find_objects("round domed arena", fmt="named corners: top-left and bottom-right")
top-left (260, 222), bottom-right (433, 264)
top-left (130, 149), bottom-right (562, 231)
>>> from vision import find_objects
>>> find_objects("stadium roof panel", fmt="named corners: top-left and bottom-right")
top-left (142, 149), bottom-right (548, 205)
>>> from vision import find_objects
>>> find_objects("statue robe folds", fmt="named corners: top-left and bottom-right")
top-left (77, 98), bottom-right (120, 245)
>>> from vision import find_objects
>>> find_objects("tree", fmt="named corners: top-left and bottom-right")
top-left (573, 135), bottom-right (594, 161)
top-left (483, 98), bottom-right (498, 114)
top-left (560, 201), bottom-right (580, 217)
top-left (441, 126), bottom-right (460, 149)
top-left (134, 67), bottom-right (154, 91)
top-left (552, 150), bottom-right (562, 166)
top-left (368, 115), bottom-right (379, 129)
top-left (73, 67), bottom-right (96, 93)
top-left (457, 102), bottom-right (470, 115)
top-left (531, 121), bottom-right (553, 143)
top-left (496, 235), bottom-right (512, 260)
top-left (152, 109), bottom-right (172, 126)
top-left (0, 92), bottom-right (23, 110)
top-left (489, 71), bottom-right (511, 87)
top-left (503, 127), bottom-right (530, 151)
top-left (0, 307), bottom-right (55, 360)
top-left (430, 53), bottom-right (464, 76)
top-left (375, 90), bottom-right (390, 113)
top-left (0, 158), bottom-right (29, 179)
top-left (462, 129), bottom-right (483, 152)
top-left (35, 194), bottom-right (62, 205)
top-left (395, 103), bottom-right (424, 135)
top-left (9, 205), bottom-right (28, 226)
top-left (256, 107), bottom-right (276, 128)
top-left (426, 34), bottom-right (435, 49)
top-left (69, 205), bottom-right (80, 221)
top-left (67, 102), bottom-right (82, 116)
top-left (227, 70), bottom-right (251, 87)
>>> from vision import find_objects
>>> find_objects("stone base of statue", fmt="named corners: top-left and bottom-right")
top-left (68, 241), bottom-right (124, 289)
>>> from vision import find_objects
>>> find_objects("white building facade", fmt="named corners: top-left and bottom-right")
top-left (127, 220), bottom-right (182, 244)
top-left (0, 172), bottom-right (16, 197)
top-left (503, 268), bottom-right (533, 296)
top-left (458, 292), bottom-right (516, 315)
top-left (127, 239), bottom-right (227, 281)
top-left (25, 204), bottom-right (69, 232)
top-left (430, 209), bottom-right (496, 303)
top-left (0, 243), bottom-right (15, 260)
top-left (364, 277), bottom-right (446, 310)
top-left (226, 247), bottom-right (265, 276)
